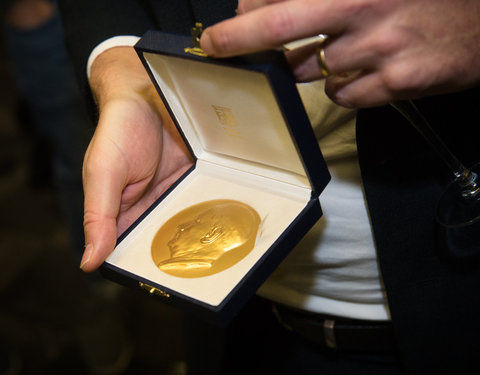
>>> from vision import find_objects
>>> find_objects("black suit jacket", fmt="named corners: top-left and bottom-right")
top-left (58, 0), bottom-right (236, 105)
top-left (59, 1), bottom-right (480, 372)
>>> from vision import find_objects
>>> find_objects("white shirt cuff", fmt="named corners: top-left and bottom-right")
top-left (86, 35), bottom-right (141, 78)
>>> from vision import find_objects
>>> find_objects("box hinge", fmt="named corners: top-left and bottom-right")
top-left (139, 281), bottom-right (171, 298)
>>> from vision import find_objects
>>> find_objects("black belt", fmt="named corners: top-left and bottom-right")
top-left (272, 303), bottom-right (397, 353)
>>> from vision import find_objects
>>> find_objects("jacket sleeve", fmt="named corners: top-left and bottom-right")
top-left (57, 0), bottom-right (236, 118)
top-left (57, 0), bottom-right (156, 116)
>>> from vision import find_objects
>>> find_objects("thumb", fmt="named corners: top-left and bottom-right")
top-left (81, 217), bottom-right (118, 272)
top-left (80, 151), bottom-right (124, 272)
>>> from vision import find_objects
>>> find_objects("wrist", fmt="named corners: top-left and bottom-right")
top-left (89, 46), bottom-right (154, 110)
top-left (87, 36), bottom-right (141, 78)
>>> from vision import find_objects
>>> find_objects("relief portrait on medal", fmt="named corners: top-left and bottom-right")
top-left (151, 200), bottom-right (261, 278)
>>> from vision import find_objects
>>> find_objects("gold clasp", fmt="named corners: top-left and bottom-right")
top-left (184, 22), bottom-right (207, 57)
top-left (139, 281), bottom-right (171, 298)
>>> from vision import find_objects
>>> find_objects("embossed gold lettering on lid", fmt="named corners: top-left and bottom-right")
top-left (151, 200), bottom-right (261, 278)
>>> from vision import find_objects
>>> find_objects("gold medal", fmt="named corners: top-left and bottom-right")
top-left (151, 200), bottom-right (260, 278)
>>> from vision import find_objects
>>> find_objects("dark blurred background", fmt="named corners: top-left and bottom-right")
top-left (0, 1), bottom-right (185, 374)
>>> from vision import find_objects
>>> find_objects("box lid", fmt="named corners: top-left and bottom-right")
top-left (135, 30), bottom-right (330, 197)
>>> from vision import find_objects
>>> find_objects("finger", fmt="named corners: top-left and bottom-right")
top-left (287, 28), bottom-right (392, 82)
top-left (325, 72), bottom-right (394, 108)
top-left (201, 0), bottom-right (348, 57)
top-left (285, 42), bottom-right (328, 82)
top-left (81, 215), bottom-right (118, 272)
top-left (325, 28), bottom-right (398, 75)
top-left (80, 140), bottom-right (125, 272)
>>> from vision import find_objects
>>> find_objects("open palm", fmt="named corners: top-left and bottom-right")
top-left (81, 89), bottom-right (193, 271)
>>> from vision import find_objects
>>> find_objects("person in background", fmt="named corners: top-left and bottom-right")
top-left (4, 0), bottom-right (90, 257)
top-left (2, 1), bottom-right (132, 373)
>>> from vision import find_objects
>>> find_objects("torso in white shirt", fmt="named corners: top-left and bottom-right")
top-left (258, 81), bottom-right (391, 321)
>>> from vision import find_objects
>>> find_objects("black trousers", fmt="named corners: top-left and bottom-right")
top-left (182, 296), bottom-right (404, 375)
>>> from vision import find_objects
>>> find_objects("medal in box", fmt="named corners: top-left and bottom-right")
top-left (100, 28), bottom-right (331, 324)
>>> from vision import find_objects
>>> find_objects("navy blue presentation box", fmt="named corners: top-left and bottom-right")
top-left (100, 30), bottom-right (331, 325)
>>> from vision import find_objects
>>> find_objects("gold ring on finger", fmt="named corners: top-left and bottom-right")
top-left (316, 43), bottom-right (332, 78)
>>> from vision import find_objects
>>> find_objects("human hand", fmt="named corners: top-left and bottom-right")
top-left (200, 0), bottom-right (480, 108)
top-left (80, 47), bottom-right (193, 272)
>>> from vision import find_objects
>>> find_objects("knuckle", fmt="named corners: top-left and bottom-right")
top-left (325, 82), bottom-right (356, 108)
top-left (339, 0), bottom-right (381, 22)
top-left (261, 9), bottom-right (296, 44)
top-left (380, 64), bottom-right (418, 94)
top-left (83, 210), bottom-right (97, 228)
top-left (332, 94), bottom-right (358, 109)
top-left (82, 156), bottom-right (96, 181)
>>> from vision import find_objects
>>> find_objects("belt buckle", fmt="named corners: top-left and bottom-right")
top-left (323, 319), bottom-right (337, 349)
top-left (273, 303), bottom-right (338, 349)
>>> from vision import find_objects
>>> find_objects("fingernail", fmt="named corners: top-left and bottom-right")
top-left (80, 243), bottom-right (93, 270)
top-left (200, 31), bottom-right (214, 56)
